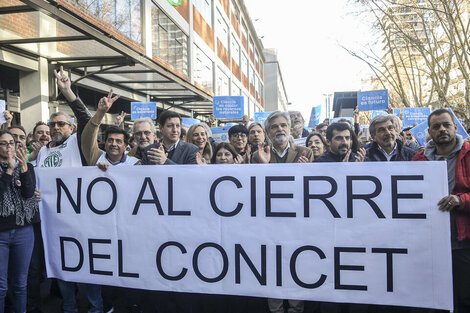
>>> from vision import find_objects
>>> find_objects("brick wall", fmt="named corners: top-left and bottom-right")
top-left (0, 0), bottom-right (39, 39)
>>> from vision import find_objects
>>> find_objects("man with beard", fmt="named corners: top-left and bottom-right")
top-left (289, 110), bottom-right (309, 139)
top-left (413, 108), bottom-right (470, 313)
top-left (127, 117), bottom-right (158, 160)
top-left (34, 67), bottom-right (104, 313)
top-left (314, 122), bottom-right (366, 162)
top-left (35, 66), bottom-right (91, 168)
top-left (365, 115), bottom-right (415, 161)
top-left (252, 110), bottom-right (312, 313)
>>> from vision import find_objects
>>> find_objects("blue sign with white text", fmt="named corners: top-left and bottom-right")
top-left (181, 118), bottom-right (200, 129)
top-left (210, 127), bottom-right (230, 143)
top-left (403, 107), bottom-right (431, 128)
top-left (213, 96), bottom-right (244, 119)
top-left (131, 102), bottom-right (157, 120)
top-left (308, 105), bottom-right (322, 128)
top-left (254, 112), bottom-right (272, 125)
top-left (410, 121), bottom-right (428, 146)
top-left (357, 89), bottom-right (389, 111)
top-left (448, 108), bottom-right (469, 140)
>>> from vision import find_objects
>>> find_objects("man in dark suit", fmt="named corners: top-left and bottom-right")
top-left (142, 110), bottom-right (198, 165)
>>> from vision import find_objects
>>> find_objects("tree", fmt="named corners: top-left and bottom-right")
top-left (345, 0), bottom-right (470, 126)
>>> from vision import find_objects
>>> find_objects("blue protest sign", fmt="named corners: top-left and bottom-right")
top-left (308, 105), bottom-right (322, 128)
top-left (213, 96), bottom-right (244, 119)
top-left (370, 110), bottom-right (388, 120)
top-left (0, 100), bottom-right (5, 124)
top-left (393, 108), bottom-right (401, 118)
top-left (210, 127), bottom-right (230, 143)
top-left (410, 121), bottom-right (428, 146)
top-left (330, 117), bottom-right (354, 125)
top-left (447, 108), bottom-right (469, 140)
top-left (357, 89), bottom-right (388, 111)
top-left (254, 112), bottom-right (272, 125)
top-left (403, 107), bottom-right (431, 128)
top-left (181, 118), bottom-right (200, 129)
top-left (131, 102), bottom-right (157, 120)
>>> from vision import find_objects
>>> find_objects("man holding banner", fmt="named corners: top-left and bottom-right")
top-left (413, 108), bottom-right (470, 313)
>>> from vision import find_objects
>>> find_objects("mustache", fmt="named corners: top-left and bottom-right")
top-left (339, 144), bottom-right (349, 150)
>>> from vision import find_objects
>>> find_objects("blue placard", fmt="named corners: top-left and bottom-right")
top-left (308, 105), bottom-right (322, 128)
top-left (330, 117), bottom-right (354, 125)
top-left (131, 102), bottom-right (157, 120)
top-left (181, 118), bottom-right (200, 129)
top-left (447, 108), bottom-right (469, 139)
top-left (410, 121), bottom-right (428, 146)
top-left (254, 112), bottom-right (272, 125)
top-left (210, 127), bottom-right (230, 143)
top-left (370, 110), bottom-right (388, 120)
top-left (213, 96), bottom-right (244, 119)
top-left (403, 107), bottom-right (431, 128)
top-left (357, 89), bottom-right (389, 111)
top-left (393, 108), bottom-right (401, 117)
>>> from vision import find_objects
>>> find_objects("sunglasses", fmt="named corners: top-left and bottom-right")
top-left (48, 121), bottom-right (71, 128)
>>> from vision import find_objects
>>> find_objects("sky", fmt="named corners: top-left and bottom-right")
top-left (244, 1), bottom-right (375, 122)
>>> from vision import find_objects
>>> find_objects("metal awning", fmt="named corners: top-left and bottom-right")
top-left (0, 0), bottom-right (213, 117)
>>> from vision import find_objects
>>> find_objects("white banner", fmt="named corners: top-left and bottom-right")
top-left (36, 162), bottom-right (452, 310)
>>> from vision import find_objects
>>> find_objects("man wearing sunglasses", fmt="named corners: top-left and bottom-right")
top-left (34, 66), bottom-right (91, 168)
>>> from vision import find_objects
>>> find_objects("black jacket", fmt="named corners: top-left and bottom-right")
top-left (314, 151), bottom-right (364, 162)
top-left (365, 141), bottom-right (415, 162)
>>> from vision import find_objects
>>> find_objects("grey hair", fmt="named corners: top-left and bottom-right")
top-left (369, 114), bottom-right (396, 136)
top-left (264, 111), bottom-right (291, 132)
top-left (50, 112), bottom-right (74, 125)
top-left (133, 117), bottom-right (156, 133)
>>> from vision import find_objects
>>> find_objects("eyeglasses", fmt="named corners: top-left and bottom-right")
top-left (48, 121), bottom-right (71, 128)
top-left (231, 133), bottom-right (247, 138)
top-left (12, 134), bottom-right (26, 141)
top-left (134, 130), bottom-right (152, 137)
top-left (0, 141), bottom-right (15, 147)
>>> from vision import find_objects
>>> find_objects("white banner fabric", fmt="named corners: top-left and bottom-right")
top-left (36, 162), bottom-right (452, 310)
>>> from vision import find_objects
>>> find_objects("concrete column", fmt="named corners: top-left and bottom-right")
top-left (19, 56), bottom-right (50, 132)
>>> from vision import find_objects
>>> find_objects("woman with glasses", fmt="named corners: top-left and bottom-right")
top-left (0, 130), bottom-right (38, 313)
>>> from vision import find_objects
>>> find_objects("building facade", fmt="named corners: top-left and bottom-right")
top-left (0, 0), bottom-right (265, 132)
top-left (263, 48), bottom-right (288, 112)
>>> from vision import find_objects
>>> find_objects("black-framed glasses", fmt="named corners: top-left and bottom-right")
top-left (231, 133), bottom-right (247, 138)
top-left (0, 141), bottom-right (15, 147)
top-left (48, 121), bottom-right (71, 128)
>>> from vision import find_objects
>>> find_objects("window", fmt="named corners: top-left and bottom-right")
top-left (216, 9), bottom-right (229, 48)
top-left (152, 4), bottom-right (188, 75)
top-left (255, 50), bottom-right (259, 64)
top-left (231, 0), bottom-right (240, 23)
top-left (194, 46), bottom-right (213, 91)
top-left (216, 67), bottom-right (229, 96)
top-left (241, 53), bottom-right (248, 76)
top-left (231, 82), bottom-right (241, 96)
top-left (194, 0), bottom-right (212, 25)
top-left (249, 66), bottom-right (254, 86)
top-left (76, 0), bottom-right (141, 43)
top-left (231, 35), bottom-right (240, 65)
top-left (249, 37), bottom-right (254, 53)
top-left (241, 21), bottom-right (248, 40)
top-left (254, 75), bottom-right (259, 95)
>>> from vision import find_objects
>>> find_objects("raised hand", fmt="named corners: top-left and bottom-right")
top-left (196, 152), bottom-right (207, 165)
top-left (98, 89), bottom-right (120, 113)
top-left (15, 147), bottom-right (28, 173)
top-left (3, 110), bottom-right (12, 127)
top-left (234, 154), bottom-right (244, 164)
top-left (256, 142), bottom-right (271, 164)
top-left (114, 111), bottom-right (126, 126)
top-left (355, 148), bottom-right (366, 162)
top-left (297, 150), bottom-right (309, 163)
top-left (147, 145), bottom-right (168, 165)
top-left (53, 65), bottom-right (76, 102)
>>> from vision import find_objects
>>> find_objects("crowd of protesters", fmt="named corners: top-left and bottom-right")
top-left (0, 67), bottom-right (469, 313)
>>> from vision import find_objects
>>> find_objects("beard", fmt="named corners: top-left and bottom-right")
top-left (272, 135), bottom-right (288, 146)
top-left (52, 133), bottom-right (67, 145)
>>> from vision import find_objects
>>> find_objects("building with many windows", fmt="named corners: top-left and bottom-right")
top-left (263, 48), bottom-right (288, 112)
top-left (0, 0), bottom-right (265, 131)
